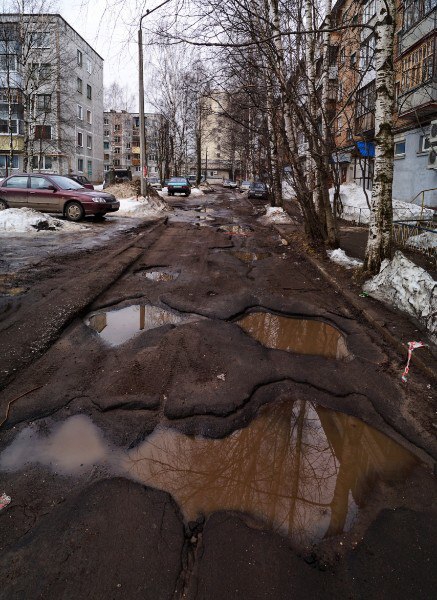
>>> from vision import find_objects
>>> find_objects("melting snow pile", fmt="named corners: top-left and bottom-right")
top-left (406, 231), bottom-right (437, 251)
top-left (0, 208), bottom-right (83, 233)
top-left (329, 183), bottom-right (434, 223)
top-left (327, 248), bottom-right (363, 268)
top-left (259, 206), bottom-right (293, 224)
top-left (117, 196), bottom-right (167, 218)
top-left (363, 251), bottom-right (436, 342)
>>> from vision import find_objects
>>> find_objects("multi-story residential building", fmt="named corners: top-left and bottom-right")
top-left (103, 110), bottom-right (162, 178)
top-left (0, 14), bottom-right (103, 181)
top-left (325, 0), bottom-right (436, 202)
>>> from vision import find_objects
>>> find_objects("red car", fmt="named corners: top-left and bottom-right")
top-left (0, 173), bottom-right (119, 221)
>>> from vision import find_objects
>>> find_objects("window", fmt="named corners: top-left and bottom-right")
top-left (104, 129), bottom-right (109, 136)
top-left (86, 84), bottom-right (92, 99)
top-left (114, 124), bottom-right (120, 131)
top-left (340, 47), bottom-right (345, 65)
top-left (77, 77), bottom-right (82, 93)
top-left (350, 52), bottom-right (356, 68)
top-left (337, 116), bottom-right (343, 134)
top-left (77, 49), bottom-right (83, 66)
top-left (0, 119), bottom-right (21, 134)
top-left (104, 153), bottom-right (110, 160)
top-left (419, 135), bottom-right (431, 152)
top-left (104, 164), bottom-right (110, 171)
top-left (77, 104), bottom-right (83, 120)
top-left (30, 176), bottom-right (53, 189)
top-left (4, 175), bottom-right (28, 188)
top-left (87, 134), bottom-right (92, 149)
top-left (104, 141), bottom-right (109, 150)
top-left (114, 147), bottom-right (120, 154)
top-left (356, 81), bottom-right (376, 116)
top-left (394, 140), bottom-right (406, 156)
top-left (30, 62), bottom-right (51, 81)
top-left (0, 54), bottom-right (17, 71)
top-left (104, 117), bottom-right (109, 125)
top-left (400, 38), bottom-right (435, 93)
top-left (360, 35), bottom-right (375, 72)
top-left (30, 31), bottom-right (50, 48)
top-left (34, 125), bottom-right (52, 140)
top-left (77, 131), bottom-right (83, 146)
top-left (126, 142), bottom-right (131, 149)
top-left (77, 158), bottom-right (84, 172)
top-left (86, 58), bottom-right (92, 74)
top-left (404, 0), bottom-right (436, 31)
top-left (114, 136), bottom-right (120, 143)
top-left (338, 82), bottom-right (343, 100)
top-left (86, 110), bottom-right (92, 124)
top-left (36, 94), bottom-right (51, 111)
top-left (0, 90), bottom-right (21, 104)
top-left (87, 160), bottom-right (92, 176)
top-left (363, 0), bottom-right (376, 24)
top-left (114, 159), bottom-right (120, 166)
top-left (0, 155), bottom-right (19, 169)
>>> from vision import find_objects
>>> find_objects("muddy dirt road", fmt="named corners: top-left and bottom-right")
top-left (0, 190), bottom-right (436, 599)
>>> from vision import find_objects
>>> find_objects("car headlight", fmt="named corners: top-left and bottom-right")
top-left (91, 196), bottom-right (106, 203)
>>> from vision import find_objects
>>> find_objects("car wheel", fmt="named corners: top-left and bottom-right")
top-left (185, 192), bottom-right (190, 197)
top-left (65, 201), bottom-right (84, 222)
top-left (0, 199), bottom-right (8, 210)
top-left (94, 214), bottom-right (106, 222)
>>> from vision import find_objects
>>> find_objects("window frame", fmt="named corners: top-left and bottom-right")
top-left (77, 131), bottom-right (83, 147)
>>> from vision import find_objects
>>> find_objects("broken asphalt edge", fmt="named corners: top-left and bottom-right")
top-left (275, 225), bottom-right (437, 386)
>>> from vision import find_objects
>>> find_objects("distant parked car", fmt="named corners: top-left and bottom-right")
top-left (239, 180), bottom-right (252, 193)
top-left (167, 177), bottom-right (191, 197)
top-left (0, 173), bottom-right (119, 221)
top-left (223, 179), bottom-right (238, 189)
top-left (248, 182), bottom-right (269, 200)
top-left (103, 168), bottom-right (133, 189)
top-left (147, 177), bottom-right (162, 190)
top-left (64, 173), bottom-right (94, 190)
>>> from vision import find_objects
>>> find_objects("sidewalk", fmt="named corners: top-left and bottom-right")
top-left (280, 200), bottom-right (437, 384)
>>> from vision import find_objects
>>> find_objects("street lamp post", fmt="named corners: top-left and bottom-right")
top-left (138, 1), bottom-right (172, 197)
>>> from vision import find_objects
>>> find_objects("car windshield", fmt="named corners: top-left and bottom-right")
top-left (169, 177), bottom-right (187, 182)
top-left (251, 183), bottom-right (266, 189)
top-left (242, 181), bottom-right (251, 185)
top-left (148, 177), bottom-right (159, 182)
top-left (50, 175), bottom-right (84, 190)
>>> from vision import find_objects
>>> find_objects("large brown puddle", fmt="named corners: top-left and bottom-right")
top-left (85, 304), bottom-right (197, 346)
top-left (0, 401), bottom-right (418, 548)
top-left (237, 311), bottom-right (350, 359)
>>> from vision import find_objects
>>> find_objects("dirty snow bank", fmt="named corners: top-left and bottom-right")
top-left (117, 196), bottom-right (167, 218)
top-left (327, 248), bottom-right (363, 268)
top-left (406, 231), bottom-right (437, 251)
top-left (363, 251), bottom-right (436, 343)
top-left (259, 206), bottom-right (293, 225)
top-left (329, 183), bottom-right (434, 223)
top-left (0, 208), bottom-right (83, 233)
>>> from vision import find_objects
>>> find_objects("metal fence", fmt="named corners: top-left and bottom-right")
top-left (393, 220), bottom-right (437, 262)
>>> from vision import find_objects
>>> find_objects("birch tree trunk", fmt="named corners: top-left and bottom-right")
top-left (363, 0), bottom-right (396, 275)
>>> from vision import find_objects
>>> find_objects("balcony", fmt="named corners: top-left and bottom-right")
top-left (398, 80), bottom-right (437, 117)
top-left (400, 7), bottom-right (436, 54)
top-left (355, 112), bottom-right (375, 135)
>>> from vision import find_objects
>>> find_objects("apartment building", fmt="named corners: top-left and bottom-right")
top-left (325, 0), bottom-right (436, 202)
top-left (103, 110), bottom-right (161, 178)
top-left (0, 14), bottom-right (104, 181)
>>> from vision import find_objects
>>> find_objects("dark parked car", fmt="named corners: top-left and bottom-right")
top-left (167, 177), bottom-right (191, 197)
top-left (248, 182), bottom-right (268, 200)
top-left (103, 168), bottom-right (132, 189)
top-left (64, 173), bottom-right (94, 190)
top-left (0, 173), bottom-right (119, 221)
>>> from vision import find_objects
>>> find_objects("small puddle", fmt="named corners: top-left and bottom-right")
top-left (0, 401), bottom-right (419, 548)
top-left (85, 304), bottom-right (195, 346)
top-left (142, 268), bottom-right (179, 282)
top-left (233, 251), bottom-right (270, 263)
top-left (237, 311), bottom-right (350, 359)
top-left (218, 224), bottom-right (253, 235)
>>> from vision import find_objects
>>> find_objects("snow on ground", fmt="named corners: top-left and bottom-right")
top-left (363, 251), bottom-right (436, 343)
top-left (406, 231), bottom-right (437, 251)
top-left (327, 248), bottom-right (363, 269)
top-left (329, 183), bottom-right (434, 223)
top-left (117, 196), bottom-right (167, 218)
top-left (258, 206), bottom-right (294, 225)
top-left (0, 208), bottom-right (84, 233)
top-left (282, 180), bottom-right (295, 200)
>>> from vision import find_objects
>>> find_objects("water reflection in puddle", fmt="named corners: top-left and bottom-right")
top-left (85, 304), bottom-right (195, 346)
top-left (237, 312), bottom-right (350, 359)
top-left (0, 402), bottom-right (418, 548)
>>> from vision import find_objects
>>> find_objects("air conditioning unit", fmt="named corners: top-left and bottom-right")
top-left (430, 120), bottom-right (437, 144)
top-left (427, 148), bottom-right (437, 170)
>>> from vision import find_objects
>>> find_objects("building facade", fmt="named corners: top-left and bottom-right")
top-left (325, 0), bottom-right (436, 203)
top-left (103, 110), bottom-right (162, 178)
top-left (0, 14), bottom-right (104, 181)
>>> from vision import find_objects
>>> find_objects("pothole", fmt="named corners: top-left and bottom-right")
top-left (1, 401), bottom-right (419, 549)
top-left (85, 304), bottom-right (198, 346)
top-left (233, 251), bottom-right (270, 263)
top-left (236, 311), bottom-right (350, 359)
